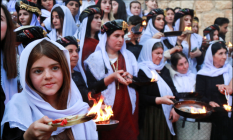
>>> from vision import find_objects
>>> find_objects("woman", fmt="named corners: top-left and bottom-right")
top-left (165, 8), bottom-right (175, 32)
top-left (137, 39), bottom-right (179, 140)
top-left (173, 8), bottom-right (203, 74)
top-left (126, 1), bottom-right (143, 21)
top-left (143, 0), bottom-right (158, 16)
top-left (15, 0), bottom-right (43, 28)
top-left (1, 38), bottom-right (98, 140)
top-left (192, 17), bottom-right (199, 34)
top-left (84, 19), bottom-right (139, 140)
top-left (65, 0), bottom-right (82, 26)
top-left (74, 5), bottom-right (103, 85)
top-left (37, 0), bottom-right (55, 23)
top-left (112, 0), bottom-right (127, 21)
top-left (56, 36), bottom-right (90, 105)
top-left (196, 41), bottom-right (232, 140)
top-left (96, 0), bottom-right (114, 24)
top-left (47, 5), bottom-right (78, 41)
top-left (1, 4), bottom-right (18, 122)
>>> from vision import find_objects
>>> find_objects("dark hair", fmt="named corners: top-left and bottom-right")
top-left (37, 0), bottom-right (56, 10)
top-left (51, 7), bottom-right (64, 29)
top-left (128, 15), bottom-right (142, 26)
top-left (211, 42), bottom-right (228, 56)
top-left (96, 0), bottom-right (112, 20)
top-left (130, 1), bottom-right (141, 9)
top-left (209, 30), bottom-right (219, 41)
top-left (85, 14), bottom-right (100, 40)
top-left (171, 52), bottom-right (188, 69)
top-left (214, 17), bottom-right (230, 26)
top-left (165, 8), bottom-right (175, 26)
top-left (174, 7), bottom-right (181, 11)
top-left (152, 42), bottom-right (164, 51)
top-left (152, 15), bottom-right (165, 32)
top-left (1, 4), bottom-right (17, 79)
top-left (26, 40), bottom-right (71, 110)
top-left (112, 0), bottom-right (127, 21)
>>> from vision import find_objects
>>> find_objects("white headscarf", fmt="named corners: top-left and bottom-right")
top-left (7, 0), bottom-right (17, 12)
top-left (84, 33), bottom-right (138, 114)
top-left (164, 24), bottom-right (177, 49)
top-left (198, 41), bottom-right (232, 116)
top-left (1, 38), bottom-right (98, 139)
top-left (30, 14), bottom-right (46, 31)
top-left (138, 39), bottom-right (175, 135)
top-left (41, 9), bottom-right (51, 18)
top-left (48, 5), bottom-right (78, 41)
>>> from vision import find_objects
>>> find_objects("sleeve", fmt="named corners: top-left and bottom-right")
top-left (195, 75), bottom-right (210, 103)
top-left (85, 65), bottom-right (107, 94)
top-left (2, 122), bottom-right (25, 140)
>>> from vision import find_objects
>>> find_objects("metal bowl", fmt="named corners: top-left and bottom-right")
top-left (96, 120), bottom-right (119, 131)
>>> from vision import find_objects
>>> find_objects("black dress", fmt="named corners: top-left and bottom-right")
top-left (126, 41), bottom-right (142, 60)
top-left (0, 86), bottom-right (5, 123)
top-left (72, 70), bottom-right (90, 106)
top-left (196, 74), bottom-right (232, 140)
top-left (137, 67), bottom-right (178, 140)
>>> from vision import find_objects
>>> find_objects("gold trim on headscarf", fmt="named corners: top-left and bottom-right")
top-left (20, 1), bottom-right (41, 15)
top-left (79, 0), bottom-right (82, 5)
top-left (43, 30), bottom-right (47, 37)
top-left (122, 21), bottom-right (128, 31)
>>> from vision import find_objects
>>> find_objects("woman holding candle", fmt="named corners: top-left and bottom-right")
top-left (84, 19), bottom-right (139, 140)
top-left (138, 39), bottom-right (179, 140)
top-left (196, 41), bottom-right (232, 140)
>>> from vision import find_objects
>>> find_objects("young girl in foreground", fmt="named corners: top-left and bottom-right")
top-left (1, 38), bottom-right (98, 140)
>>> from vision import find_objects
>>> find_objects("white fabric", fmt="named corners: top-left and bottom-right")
top-left (41, 9), bottom-right (51, 18)
top-left (30, 14), bottom-right (46, 31)
top-left (73, 17), bottom-right (88, 85)
top-left (48, 5), bottom-right (78, 41)
top-left (7, 0), bottom-right (17, 12)
top-left (17, 43), bottom-right (24, 56)
top-left (1, 52), bottom-right (18, 105)
top-left (139, 19), bottom-right (165, 45)
top-left (43, 17), bottom-right (52, 31)
top-left (137, 39), bottom-right (175, 135)
top-left (1, 38), bottom-right (98, 139)
top-left (164, 24), bottom-right (177, 49)
top-left (79, 0), bottom-right (95, 13)
top-left (198, 42), bottom-right (232, 117)
top-left (84, 33), bottom-right (138, 114)
top-left (174, 18), bottom-right (180, 31)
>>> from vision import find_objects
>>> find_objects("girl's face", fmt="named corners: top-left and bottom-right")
top-left (52, 11), bottom-right (61, 30)
top-left (192, 22), bottom-right (198, 33)
top-left (146, 0), bottom-right (157, 9)
top-left (66, 45), bottom-right (79, 69)
top-left (165, 10), bottom-right (174, 24)
top-left (31, 0), bottom-right (37, 4)
top-left (30, 56), bottom-right (63, 101)
top-left (112, 0), bottom-right (118, 14)
top-left (106, 30), bottom-right (124, 52)
top-left (152, 47), bottom-right (163, 65)
top-left (213, 30), bottom-right (219, 40)
top-left (213, 48), bottom-right (227, 68)
top-left (183, 15), bottom-right (192, 28)
top-left (1, 8), bottom-right (7, 41)
top-left (130, 3), bottom-right (141, 16)
top-left (101, 0), bottom-right (112, 14)
top-left (41, 0), bottom-right (53, 11)
top-left (19, 9), bottom-right (31, 26)
top-left (91, 14), bottom-right (102, 32)
top-left (67, 1), bottom-right (79, 17)
top-left (176, 57), bottom-right (189, 74)
top-left (154, 15), bottom-right (165, 31)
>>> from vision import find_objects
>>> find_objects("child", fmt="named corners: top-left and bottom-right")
top-left (127, 1), bottom-right (142, 21)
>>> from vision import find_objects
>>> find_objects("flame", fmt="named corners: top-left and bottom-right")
top-left (151, 71), bottom-right (157, 82)
top-left (223, 104), bottom-right (232, 111)
top-left (228, 42), bottom-right (232, 48)
top-left (142, 20), bottom-right (147, 26)
top-left (87, 92), bottom-right (113, 123)
top-left (184, 26), bottom-right (192, 31)
top-left (191, 89), bottom-right (193, 93)
top-left (190, 106), bottom-right (206, 114)
top-left (204, 36), bottom-right (206, 39)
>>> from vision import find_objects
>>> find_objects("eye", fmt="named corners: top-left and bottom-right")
top-left (34, 69), bottom-right (42, 74)
top-left (52, 66), bottom-right (60, 71)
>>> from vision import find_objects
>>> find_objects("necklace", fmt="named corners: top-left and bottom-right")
top-left (110, 58), bottom-right (119, 90)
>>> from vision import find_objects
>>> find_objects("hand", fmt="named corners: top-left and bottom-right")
top-left (152, 32), bottom-right (164, 39)
top-left (113, 70), bottom-right (129, 86)
top-left (190, 48), bottom-right (202, 58)
top-left (156, 95), bottom-right (175, 105)
top-left (23, 116), bottom-right (57, 140)
top-left (122, 72), bottom-right (133, 85)
top-left (209, 101), bottom-right (220, 107)
top-left (169, 108), bottom-right (180, 123)
top-left (41, 23), bottom-right (45, 27)
top-left (169, 46), bottom-right (183, 54)
top-left (216, 84), bottom-right (233, 95)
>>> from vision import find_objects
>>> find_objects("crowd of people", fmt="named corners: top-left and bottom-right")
top-left (1, 0), bottom-right (232, 140)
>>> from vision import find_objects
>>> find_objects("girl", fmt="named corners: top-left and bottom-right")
top-left (65, 0), bottom-right (82, 26)
top-left (203, 24), bottom-right (221, 41)
top-left (143, 0), bottom-right (158, 16)
top-left (1, 4), bottom-right (17, 121)
top-left (126, 1), bottom-right (142, 21)
top-left (74, 5), bottom-right (103, 85)
top-left (112, 0), bottom-right (127, 21)
top-left (196, 41), bottom-right (232, 140)
top-left (96, 0), bottom-right (114, 24)
top-left (137, 39), bottom-right (179, 140)
top-left (84, 19), bottom-right (139, 140)
top-left (37, 0), bottom-right (55, 23)
top-left (47, 5), bottom-right (78, 41)
top-left (1, 38), bottom-right (98, 140)
top-left (192, 17), bottom-right (199, 34)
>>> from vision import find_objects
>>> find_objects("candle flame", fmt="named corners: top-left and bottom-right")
top-left (191, 89), bottom-right (193, 93)
top-left (190, 106), bottom-right (206, 114)
top-left (142, 20), bottom-right (147, 26)
top-left (228, 42), bottom-right (232, 48)
top-left (204, 36), bottom-right (206, 39)
top-left (223, 104), bottom-right (232, 111)
top-left (184, 26), bottom-right (192, 31)
top-left (150, 71), bottom-right (157, 82)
